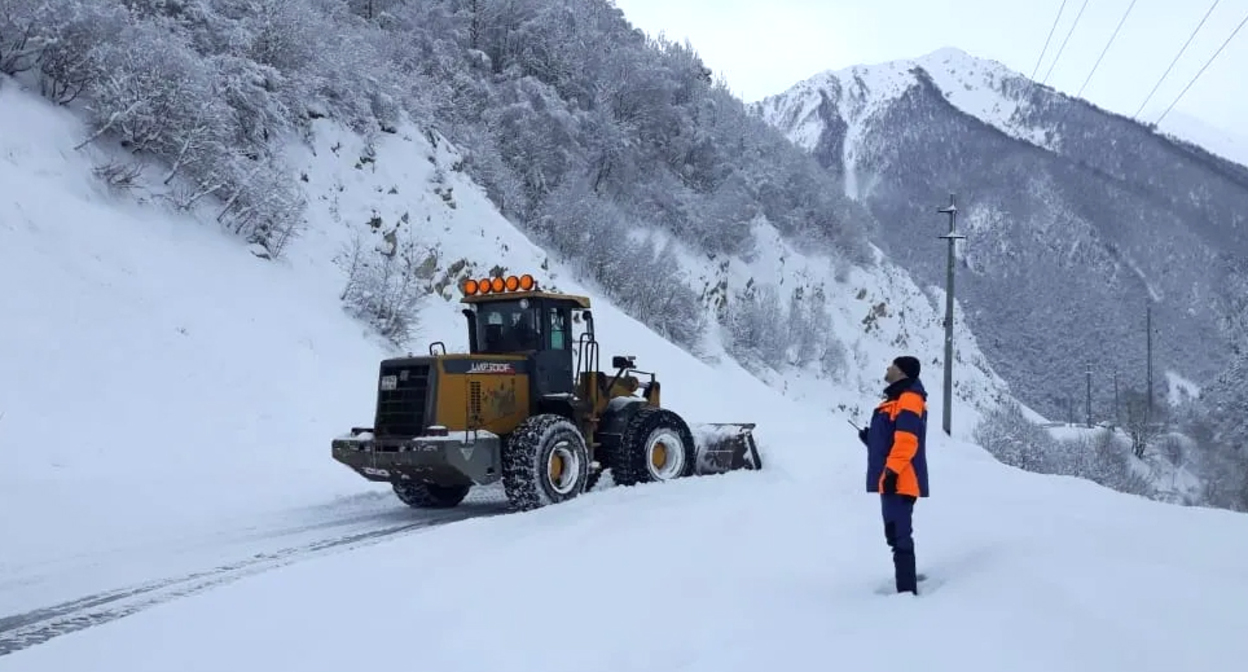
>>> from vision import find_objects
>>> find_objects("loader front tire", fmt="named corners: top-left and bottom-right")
top-left (502, 413), bottom-right (590, 511)
top-left (612, 407), bottom-right (696, 486)
top-left (393, 481), bottom-right (470, 509)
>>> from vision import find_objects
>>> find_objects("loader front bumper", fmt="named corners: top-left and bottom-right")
top-left (331, 427), bottom-right (503, 487)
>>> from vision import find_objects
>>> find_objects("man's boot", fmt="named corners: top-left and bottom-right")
top-left (894, 547), bottom-right (917, 594)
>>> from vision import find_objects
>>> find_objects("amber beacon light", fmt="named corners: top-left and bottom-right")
top-left (462, 274), bottom-right (536, 295)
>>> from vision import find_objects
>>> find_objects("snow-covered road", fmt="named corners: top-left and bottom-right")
top-left (0, 488), bottom-right (510, 656)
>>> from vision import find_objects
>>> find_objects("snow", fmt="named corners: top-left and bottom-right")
top-left (0, 72), bottom-right (892, 613)
top-left (1158, 110), bottom-right (1248, 169)
top-left (1165, 369), bottom-right (1201, 406)
top-left (761, 46), bottom-right (1247, 199)
top-left (915, 47), bottom-right (1058, 150)
top-left (7, 428), bottom-right (1248, 671)
top-left (1123, 255), bottom-right (1164, 302)
top-left (5, 75), bottom-right (1248, 671)
top-left (0, 80), bottom-right (411, 613)
top-left (756, 46), bottom-right (1063, 172)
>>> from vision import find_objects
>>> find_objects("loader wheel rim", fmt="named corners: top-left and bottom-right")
top-left (546, 440), bottom-right (581, 495)
top-left (645, 429), bottom-right (685, 479)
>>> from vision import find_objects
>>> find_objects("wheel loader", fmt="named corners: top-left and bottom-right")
top-left (331, 272), bottom-right (762, 512)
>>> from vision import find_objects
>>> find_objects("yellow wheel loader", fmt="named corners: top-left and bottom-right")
top-left (331, 273), bottom-right (762, 512)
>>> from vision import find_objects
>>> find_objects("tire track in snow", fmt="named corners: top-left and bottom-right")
top-left (0, 509), bottom-right (499, 657)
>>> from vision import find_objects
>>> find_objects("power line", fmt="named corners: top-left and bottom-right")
top-left (1077, 0), bottom-right (1139, 97)
top-left (1154, 9), bottom-right (1248, 125)
top-left (1032, 0), bottom-right (1070, 80)
top-left (1043, 0), bottom-right (1091, 84)
top-left (1133, 0), bottom-right (1220, 119)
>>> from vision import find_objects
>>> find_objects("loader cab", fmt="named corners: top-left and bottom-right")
top-left (459, 274), bottom-right (595, 404)
top-left (464, 296), bottom-right (586, 354)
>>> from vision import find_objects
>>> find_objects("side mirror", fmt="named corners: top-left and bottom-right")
top-left (612, 355), bottom-right (635, 370)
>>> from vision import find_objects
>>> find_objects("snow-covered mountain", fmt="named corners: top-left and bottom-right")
top-left (3, 74), bottom-right (1248, 672)
top-left (752, 47), bottom-right (1248, 427)
top-left (764, 47), bottom-right (1063, 199)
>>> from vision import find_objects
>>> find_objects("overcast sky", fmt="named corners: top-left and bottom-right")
top-left (610, 0), bottom-right (1248, 134)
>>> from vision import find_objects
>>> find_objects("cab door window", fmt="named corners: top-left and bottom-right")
top-left (548, 307), bottom-right (570, 350)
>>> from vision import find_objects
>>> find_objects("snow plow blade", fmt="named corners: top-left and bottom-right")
top-left (690, 423), bottom-right (763, 475)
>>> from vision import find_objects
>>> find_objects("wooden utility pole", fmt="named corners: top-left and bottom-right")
top-left (936, 194), bottom-right (965, 436)
top-left (1085, 360), bottom-right (1093, 427)
top-left (1113, 369), bottom-right (1121, 427)
top-left (1146, 304), bottom-right (1154, 422)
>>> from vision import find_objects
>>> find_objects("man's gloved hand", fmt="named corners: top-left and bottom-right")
top-left (881, 468), bottom-right (899, 494)
top-left (857, 426), bottom-right (868, 445)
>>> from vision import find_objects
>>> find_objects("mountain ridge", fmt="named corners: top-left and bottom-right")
top-left (762, 46), bottom-right (1248, 173)
top-left (752, 45), bottom-right (1248, 429)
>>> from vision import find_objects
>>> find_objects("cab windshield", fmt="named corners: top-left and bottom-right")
top-left (474, 300), bottom-right (541, 353)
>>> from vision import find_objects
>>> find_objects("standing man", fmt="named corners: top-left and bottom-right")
top-left (858, 355), bottom-right (929, 594)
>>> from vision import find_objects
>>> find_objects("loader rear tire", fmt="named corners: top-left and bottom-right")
top-left (393, 481), bottom-right (470, 509)
top-left (612, 407), bottom-right (696, 486)
top-left (502, 413), bottom-right (590, 511)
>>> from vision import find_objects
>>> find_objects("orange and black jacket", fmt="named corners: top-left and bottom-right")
top-left (865, 377), bottom-right (929, 498)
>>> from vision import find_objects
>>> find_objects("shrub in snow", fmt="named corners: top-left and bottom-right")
top-left (336, 228), bottom-right (430, 348)
top-left (718, 280), bottom-right (849, 378)
top-left (0, 0), bottom-right (48, 77)
top-left (93, 160), bottom-right (144, 192)
top-left (530, 176), bottom-right (705, 350)
top-left (1196, 447), bottom-right (1248, 512)
top-left (972, 401), bottom-right (1054, 474)
top-left (723, 282), bottom-right (787, 371)
top-left (972, 401), bottom-right (1155, 498)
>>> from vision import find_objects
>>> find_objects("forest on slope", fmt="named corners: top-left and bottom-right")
top-left (0, 0), bottom-right (875, 359)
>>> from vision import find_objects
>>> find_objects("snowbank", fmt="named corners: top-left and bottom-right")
top-left (0, 78), bottom-right (408, 610)
top-left (4, 428), bottom-right (1248, 671)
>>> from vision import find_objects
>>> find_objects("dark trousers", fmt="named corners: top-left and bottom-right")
top-left (881, 493), bottom-right (917, 593)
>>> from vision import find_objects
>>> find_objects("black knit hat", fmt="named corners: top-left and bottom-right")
top-left (893, 356), bottom-right (921, 379)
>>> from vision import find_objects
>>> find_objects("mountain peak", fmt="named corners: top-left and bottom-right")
top-left (757, 45), bottom-right (1056, 161)
top-left (790, 46), bottom-right (1019, 91)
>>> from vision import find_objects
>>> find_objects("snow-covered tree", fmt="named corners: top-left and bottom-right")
top-left (11, 0), bottom-right (876, 348)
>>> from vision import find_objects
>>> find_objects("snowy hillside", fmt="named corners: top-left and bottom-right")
top-left (5, 52), bottom-right (1248, 670)
top-left (0, 68), bottom-right (1006, 623)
